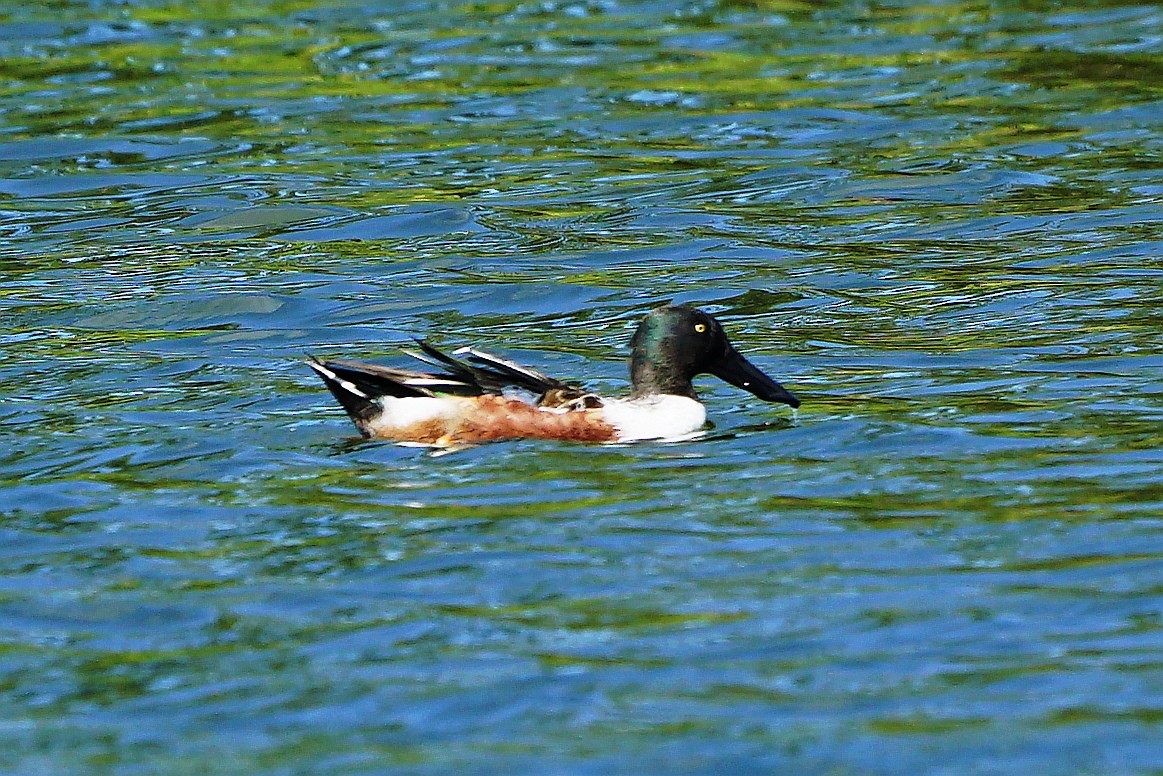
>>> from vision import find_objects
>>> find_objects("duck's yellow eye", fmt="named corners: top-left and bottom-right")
top-left (694, 323), bottom-right (707, 333)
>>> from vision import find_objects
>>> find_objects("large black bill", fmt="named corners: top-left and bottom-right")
top-left (710, 346), bottom-right (800, 408)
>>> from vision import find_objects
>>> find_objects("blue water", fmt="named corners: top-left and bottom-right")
top-left (2, 1), bottom-right (1162, 772)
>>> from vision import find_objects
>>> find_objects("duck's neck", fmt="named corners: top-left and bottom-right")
top-left (630, 354), bottom-right (697, 399)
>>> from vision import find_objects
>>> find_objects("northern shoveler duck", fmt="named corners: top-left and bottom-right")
top-left (307, 305), bottom-right (799, 446)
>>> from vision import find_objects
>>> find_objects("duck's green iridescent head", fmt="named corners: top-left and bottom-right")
top-left (629, 305), bottom-right (799, 406)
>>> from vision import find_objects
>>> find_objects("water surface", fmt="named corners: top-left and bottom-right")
top-left (2, 1), bottom-right (1162, 773)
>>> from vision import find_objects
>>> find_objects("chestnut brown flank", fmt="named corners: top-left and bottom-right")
top-left (375, 395), bottom-right (617, 445)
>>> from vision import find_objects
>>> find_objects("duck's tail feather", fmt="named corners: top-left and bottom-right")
top-left (306, 358), bottom-right (383, 433)
top-left (307, 356), bottom-right (477, 434)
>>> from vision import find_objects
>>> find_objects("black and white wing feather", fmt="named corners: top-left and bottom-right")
top-left (307, 341), bottom-right (588, 423)
top-left (407, 340), bottom-right (579, 397)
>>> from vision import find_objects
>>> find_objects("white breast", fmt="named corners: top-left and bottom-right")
top-left (599, 395), bottom-right (707, 442)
